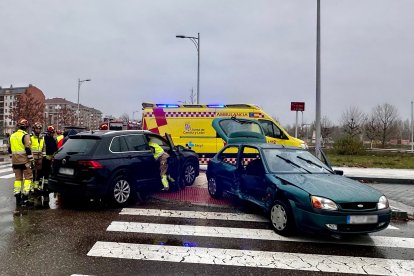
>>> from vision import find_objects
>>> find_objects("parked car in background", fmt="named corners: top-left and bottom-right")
top-left (49, 130), bottom-right (199, 206)
top-left (206, 117), bottom-right (391, 236)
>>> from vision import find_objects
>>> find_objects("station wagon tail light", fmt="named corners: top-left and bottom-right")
top-left (78, 160), bottom-right (103, 169)
top-left (311, 196), bottom-right (338, 211)
top-left (377, 196), bottom-right (389, 210)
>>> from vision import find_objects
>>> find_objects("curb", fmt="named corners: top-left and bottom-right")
top-left (391, 208), bottom-right (409, 221)
top-left (349, 176), bottom-right (414, 185)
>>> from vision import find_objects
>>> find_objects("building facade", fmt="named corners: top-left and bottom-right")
top-left (0, 84), bottom-right (45, 135)
top-left (0, 85), bottom-right (103, 135)
top-left (45, 98), bottom-right (102, 131)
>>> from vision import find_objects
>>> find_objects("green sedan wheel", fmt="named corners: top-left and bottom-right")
top-left (270, 200), bottom-right (295, 236)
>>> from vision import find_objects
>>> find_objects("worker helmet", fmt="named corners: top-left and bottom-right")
top-left (47, 125), bottom-right (55, 133)
top-left (17, 118), bottom-right (29, 127)
top-left (33, 122), bottom-right (43, 129)
top-left (100, 124), bottom-right (108, 130)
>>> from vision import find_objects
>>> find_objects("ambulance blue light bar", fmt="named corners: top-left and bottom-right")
top-left (156, 104), bottom-right (180, 108)
top-left (207, 104), bottom-right (225, 108)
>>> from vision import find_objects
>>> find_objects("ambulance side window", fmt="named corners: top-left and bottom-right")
top-left (258, 120), bottom-right (286, 139)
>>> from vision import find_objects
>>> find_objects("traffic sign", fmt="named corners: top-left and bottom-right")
top-left (291, 102), bottom-right (305, 111)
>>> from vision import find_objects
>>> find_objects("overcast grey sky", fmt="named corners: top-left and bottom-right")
top-left (1, 0), bottom-right (413, 126)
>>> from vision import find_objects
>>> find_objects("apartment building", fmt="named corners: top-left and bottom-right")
top-left (0, 84), bottom-right (45, 135)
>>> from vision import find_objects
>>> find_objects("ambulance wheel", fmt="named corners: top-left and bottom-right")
top-left (182, 161), bottom-right (197, 186)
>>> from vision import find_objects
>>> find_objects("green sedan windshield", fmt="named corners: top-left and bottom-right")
top-left (263, 148), bottom-right (333, 174)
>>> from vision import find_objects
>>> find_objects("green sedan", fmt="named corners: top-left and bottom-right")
top-left (206, 118), bottom-right (391, 236)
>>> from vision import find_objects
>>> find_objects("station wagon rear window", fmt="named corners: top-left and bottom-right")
top-left (59, 138), bottom-right (99, 155)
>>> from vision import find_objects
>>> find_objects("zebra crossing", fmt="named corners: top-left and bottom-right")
top-left (87, 207), bottom-right (414, 275)
top-left (0, 161), bottom-right (14, 179)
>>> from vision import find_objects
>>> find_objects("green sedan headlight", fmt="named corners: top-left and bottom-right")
top-left (377, 196), bottom-right (389, 210)
top-left (311, 196), bottom-right (338, 211)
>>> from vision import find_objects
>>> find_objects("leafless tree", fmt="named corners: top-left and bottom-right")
top-left (10, 91), bottom-right (45, 126)
top-left (321, 116), bottom-right (334, 145)
top-left (120, 113), bottom-right (130, 122)
top-left (60, 105), bottom-right (76, 127)
top-left (340, 106), bottom-right (366, 138)
top-left (364, 114), bottom-right (380, 149)
top-left (372, 103), bottom-right (399, 147)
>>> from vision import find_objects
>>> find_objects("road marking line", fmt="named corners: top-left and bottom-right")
top-left (120, 208), bottom-right (268, 222)
top-left (0, 167), bottom-right (12, 174)
top-left (87, 242), bottom-right (414, 275)
top-left (107, 221), bottom-right (414, 249)
top-left (121, 208), bottom-right (400, 230)
top-left (0, 173), bottom-right (15, 179)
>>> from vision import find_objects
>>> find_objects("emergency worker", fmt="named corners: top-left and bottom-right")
top-left (30, 122), bottom-right (45, 195)
top-left (148, 138), bottom-right (170, 191)
top-left (42, 126), bottom-right (58, 202)
top-left (8, 119), bottom-right (33, 206)
top-left (56, 130), bottom-right (64, 144)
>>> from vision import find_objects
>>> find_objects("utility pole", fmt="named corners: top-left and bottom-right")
top-left (411, 101), bottom-right (413, 152)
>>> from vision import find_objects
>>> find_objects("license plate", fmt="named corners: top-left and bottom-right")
top-left (347, 215), bottom-right (378, 224)
top-left (59, 167), bottom-right (74, 175)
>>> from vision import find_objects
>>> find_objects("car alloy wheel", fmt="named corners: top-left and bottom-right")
top-left (270, 200), bottom-right (294, 236)
top-left (113, 179), bottom-right (131, 204)
top-left (183, 162), bottom-right (196, 186)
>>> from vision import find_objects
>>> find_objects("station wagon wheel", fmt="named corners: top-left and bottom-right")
top-left (270, 200), bottom-right (295, 236)
top-left (109, 175), bottom-right (134, 206)
top-left (182, 161), bottom-right (197, 186)
top-left (208, 176), bottom-right (223, 199)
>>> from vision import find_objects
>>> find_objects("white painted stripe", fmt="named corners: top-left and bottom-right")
top-left (0, 167), bottom-right (12, 174)
top-left (387, 225), bottom-right (399, 230)
top-left (120, 208), bottom-right (268, 222)
top-left (107, 221), bottom-right (414, 249)
top-left (0, 173), bottom-right (15, 179)
top-left (88, 242), bottom-right (414, 275)
top-left (0, 164), bottom-right (11, 169)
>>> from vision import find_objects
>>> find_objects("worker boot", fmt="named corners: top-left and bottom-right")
top-left (161, 175), bottom-right (169, 191)
top-left (21, 194), bottom-right (30, 207)
top-left (15, 193), bottom-right (22, 207)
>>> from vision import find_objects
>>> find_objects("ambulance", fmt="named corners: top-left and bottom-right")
top-left (141, 103), bottom-right (306, 164)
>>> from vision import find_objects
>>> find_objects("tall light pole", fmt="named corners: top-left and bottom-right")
top-left (77, 78), bottom-right (91, 126)
top-left (315, 0), bottom-right (322, 157)
top-left (411, 101), bottom-right (413, 152)
top-left (176, 33), bottom-right (200, 104)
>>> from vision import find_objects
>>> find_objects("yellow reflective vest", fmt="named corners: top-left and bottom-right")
top-left (10, 129), bottom-right (28, 154)
top-left (31, 134), bottom-right (45, 159)
top-left (148, 142), bottom-right (164, 159)
top-left (10, 129), bottom-right (31, 165)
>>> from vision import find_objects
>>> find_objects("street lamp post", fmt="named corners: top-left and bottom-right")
top-left (315, 0), bottom-right (322, 158)
top-left (176, 33), bottom-right (200, 104)
top-left (77, 78), bottom-right (91, 126)
top-left (411, 101), bottom-right (413, 152)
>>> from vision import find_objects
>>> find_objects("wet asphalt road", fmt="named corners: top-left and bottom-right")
top-left (0, 176), bottom-right (413, 276)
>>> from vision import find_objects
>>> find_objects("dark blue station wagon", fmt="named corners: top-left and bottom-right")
top-left (49, 130), bottom-right (199, 205)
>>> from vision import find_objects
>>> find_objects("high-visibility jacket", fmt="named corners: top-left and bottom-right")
top-left (56, 134), bottom-right (64, 143)
top-left (30, 134), bottom-right (45, 160)
top-left (148, 142), bottom-right (164, 159)
top-left (10, 129), bottom-right (31, 165)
